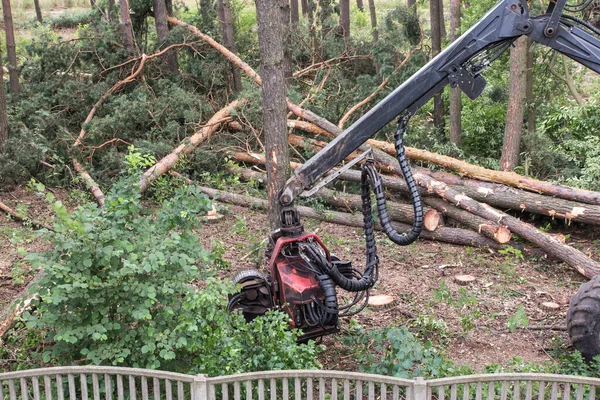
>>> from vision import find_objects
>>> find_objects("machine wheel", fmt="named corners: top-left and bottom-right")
top-left (227, 269), bottom-right (273, 322)
top-left (567, 276), bottom-right (600, 361)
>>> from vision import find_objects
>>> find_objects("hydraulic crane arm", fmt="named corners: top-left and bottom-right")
top-left (279, 0), bottom-right (600, 206)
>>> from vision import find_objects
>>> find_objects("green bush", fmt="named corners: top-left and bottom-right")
top-left (23, 177), bottom-right (321, 373)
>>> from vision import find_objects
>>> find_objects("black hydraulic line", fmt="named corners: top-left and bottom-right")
top-left (560, 14), bottom-right (600, 36)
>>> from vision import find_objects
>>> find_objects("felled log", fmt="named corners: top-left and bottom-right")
top-left (0, 271), bottom-right (43, 342)
top-left (413, 172), bottom-right (600, 279)
top-left (0, 200), bottom-right (53, 231)
top-left (171, 172), bottom-right (501, 249)
top-left (228, 165), bottom-right (439, 229)
top-left (423, 197), bottom-right (511, 244)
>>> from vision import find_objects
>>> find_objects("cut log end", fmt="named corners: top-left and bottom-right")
top-left (540, 301), bottom-right (561, 311)
top-left (367, 294), bottom-right (398, 309)
top-left (424, 209), bottom-right (441, 232)
top-left (494, 226), bottom-right (512, 244)
top-left (454, 274), bottom-right (476, 286)
top-left (205, 205), bottom-right (223, 221)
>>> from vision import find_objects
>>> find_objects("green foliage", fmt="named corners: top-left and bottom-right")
top-left (22, 177), bottom-right (320, 373)
top-left (342, 323), bottom-right (471, 378)
top-left (431, 280), bottom-right (482, 335)
top-left (506, 305), bottom-right (529, 333)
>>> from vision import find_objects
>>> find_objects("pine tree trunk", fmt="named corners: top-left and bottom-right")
top-left (449, 0), bottom-right (461, 145)
top-left (320, 0), bottom-right (333, 39)
top-left (281, 0), bottom-right (293, 81)
top-left (438, 0), bottom-right (446, 39)
top-left (255, 0), bottom-right (291, 230)
top-left (368, 0), bottom-right (378, 41)
top-left (0, 52), bottom-right (8, 150)
top-left (218, 0), bottom-right (242, 91)
top-left (407, 0), bottom-right (416, 15)
top-left (290, 0), bottom-right (299, 29)
top-left (119, 0), bottom-right (135, 52)
top-left (2, 0), bottom-right (19, 95)
top-left (107, 0), bottom-right (114, 20)
top-left (500, 36), bottom-right (528, 171)
top-left (153, 0), bottom-right (178, 74)
top-left (301, 0), bottom-right (309, 15)
top-left (33, 0), bottom-right (43, 22)
top-left (430, 0), bottom-right (443, 133)
top-left (340, 0), bottom-right (350, 37)
top-left (526, 38), bottom-right (535, 136)
top-left (356, 0), bottom-right (364, 11)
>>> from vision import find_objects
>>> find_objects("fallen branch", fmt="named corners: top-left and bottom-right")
top-left (72, 159), bottom-right (105, 207)
top-left (0, 200), bottom-right (53, 231)
top-left (0, 272), bottom-right (43, 343)
top-left (139, 100), bottom-right (243, 192)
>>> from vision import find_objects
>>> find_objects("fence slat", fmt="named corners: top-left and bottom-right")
top-left (117, 375), bottom-right (124, 400)
top-left (68, 374), bottom-right (76, 400)
top-left (258, 378), bottom-right (264, 400)
top-left (33, 376), bottom-right (41, 400)
top-left (93, 374), bottom-right (100, 400)
top-left (381, 383), bottom-right (386, 400)
top-left (514, 380), bottom-right (521, 400)
top-left (551, 382), bottom-right (558, 400)
top-left (501, 381), bottom-right (507, 400)
top-left (153, 377), bottom-right (160, 400)
top-left (221, 383), bottom-right (228, 400)
top-left (307, 378), bottom-right (313, 400)
top-left (57, 375), bottom-right (65, 400)
top-left (130, 375), bottom-right (137, 400)
top-left (393, 385), bottom-right (399, 400)
top-left (44, 375), bottom-right (52, 400)
top-left (487, 382), bottom-right (494, 400)
top-left (80, 374), bottom-right (88, 400)
top-left (476, 382), bottom-right (482, 400)
top-left (106, 374), bottom-right (113, 400)
top-left (464, 383), bottom-right (470, 400)
top-left (295, 378), bottom-right (301, 400)
top-left (177, 381), bottom-right (184, 400)
top-left (355, 380), bottom-right (362, 400)
top-left (576, 384), bottom-right (583, 400)
top-left (319, 378), bottom-right (325, 400)
top-left (166, 380), bottom-right (173, 400)
top-left (20, 377), bottom-right (28, 400)
top-left (539, 382), bottom-right (546, 400)
top-left (563, 383), bottom-right (571, 400)
top-left (283, 378), bottom-right (289, 400)
top-left (526, 381), bottom-right (532, 400)
top-left (142, 376), bottom-right (149, 400)
top-left (588, 385), bottom-right (596, 400)
top-left (8, 379), bottom-right (16, 400)
top-left (452, 384), bottom-right (458, 400)
top-left (439, 385), bottom-right (445, 400)
top-left (344, 379), bottom-right (350, 400)
top-left (234, 381), bottom-right (240, 400)
top-left (245, 380), bottom-right (251, 400)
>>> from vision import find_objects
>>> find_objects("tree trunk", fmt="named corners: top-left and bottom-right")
top-left (2, 0), bottom-right (19, 95)
top-left (291, 0), bottom-right (299, 29)
top-left (340, 0), bottom-right (350, 38)
top-left (280, 0), bottom-right (293, 81)
top-left (356, 0), bottom-right (364, 11)
top-left (438, 0), bottom-right (446, 40)
top-left (33, 0), bottom-right (43, 22)
top-left (449, 0), bottom-right (461, 145)
top-left (119, 0), bottom-right (135, 52)
top-left (255, 0), bottom-right (291, 230)
top-left (107, 0), bottom-right (115, 20)
top-left (500, 36), bottom-right (528, 171)
top-left (153, 0), bottom-right (178, 74)
top-left (407, 0), bottom-right (416, 15)
top-left (320, 0), bottom-right (334, 39)
top-left (301, 0), bottom-right (309, 15)
top-left (368, 0), bottom-right (378, 41)
top-left (218, 0), bottom-right (243, 91)
top-left (526, 38), bottom-right (535, 137)
top-left (430, 0), bottom-right (443, 133)
top-left (0, 52), bottom-right (8, 150)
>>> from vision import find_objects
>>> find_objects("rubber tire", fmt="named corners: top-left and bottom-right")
top-left (567, 276), bottom-right (600, 361)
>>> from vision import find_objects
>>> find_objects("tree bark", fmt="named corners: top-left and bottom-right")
top-left (280, 0), bottom-right (293, 81)
top-left (407, 0), bottom-right (416, 15)
top-left (290, 0), bottom-right (299, 29)
top-left (438, 0), bottom-right (446, 40)
top-left (33, 0), bottom-right (43, 23)
top-left (430, 0), bottom-right (443, 133)
top-left (368, 0), bottom-right (378, 42)
top-left (500, 36), bottom-right (528, 171)
top-left (218, 0), bottom-right (243, 91)
top-left (449, 0), bottom-right (461, 145)
top-left (153, 0), bottom-right (178, 74)
top-left (119, 0), bottom-right (135, 52)
top-left (413, 172), bottom-right (600, 279)
top-left (72, 159), bottom-right (105, 207)
top-left (256, 0), bottom-right (291, 230)
top-left (301, 0), bottom-right (309, 15)
top-left (2, 0), bottom-right (19, 95)
top-left (526, 38), bottom-right (535, 137)
top-left (0, 51), bottom-right (8, 150)
top-left (107, 0), bottom-right (114, 20)
top-left (340, 0), bottom-right (350, 38)
top-left (357, 0), bottom-right (364, 11)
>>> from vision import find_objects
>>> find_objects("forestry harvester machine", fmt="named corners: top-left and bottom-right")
top-left (228, 0), bottom-right (600, 357)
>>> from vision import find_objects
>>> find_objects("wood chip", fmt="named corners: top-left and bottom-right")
top-left (368, 295), bottom-right (397, 309)
top-left (454, 274), bottom-right (476, 286)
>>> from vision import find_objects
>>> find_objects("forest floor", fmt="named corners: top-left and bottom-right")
top-left (0, 184), bottom-right (594, 373)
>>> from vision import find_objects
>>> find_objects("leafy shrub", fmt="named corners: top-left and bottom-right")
top-left (23, 177), bottom-right (322, 373)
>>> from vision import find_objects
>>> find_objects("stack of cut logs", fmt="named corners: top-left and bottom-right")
top-left (206, 126), bottom-right (600, 281)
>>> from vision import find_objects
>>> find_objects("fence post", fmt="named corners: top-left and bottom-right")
top-left (193, 374), bottom-right (208, 400)
top-left (413, 377), bottom-right (428, 400)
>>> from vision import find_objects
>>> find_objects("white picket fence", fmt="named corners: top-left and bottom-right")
top-left (2, 367), bottom-right (600, 400)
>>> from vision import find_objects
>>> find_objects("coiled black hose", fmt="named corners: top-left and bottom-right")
top-left (362, 114), bottom-right (424, 246)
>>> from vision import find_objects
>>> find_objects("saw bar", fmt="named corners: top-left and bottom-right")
top-left (300, 149), bottom-right (373, 197)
